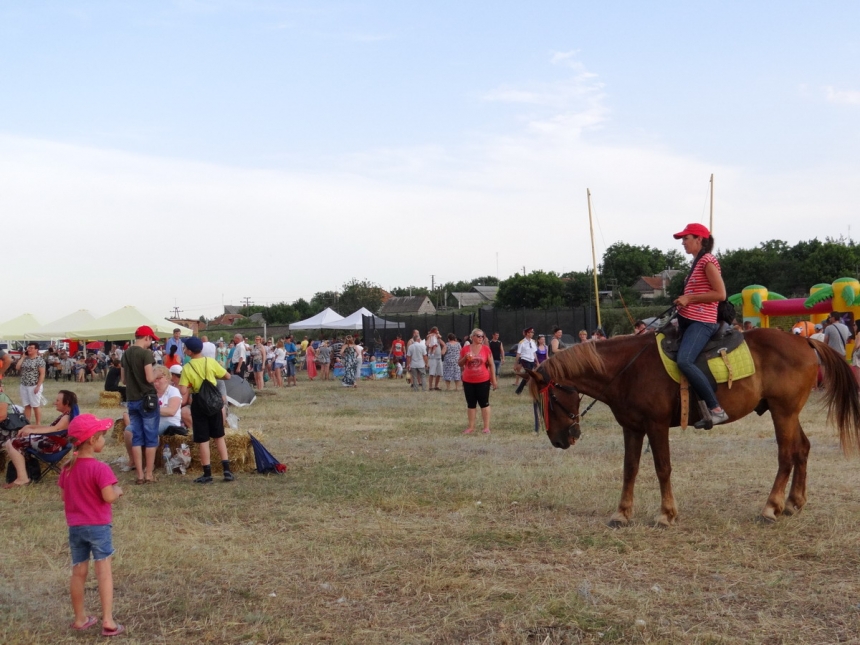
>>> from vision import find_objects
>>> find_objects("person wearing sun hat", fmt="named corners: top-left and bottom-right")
top-left (59, 414), bottom-right (125, 637)
top-left (672, 222), bottom-right (729, 428)
top-left (120, 325), bottom-right (160, 484)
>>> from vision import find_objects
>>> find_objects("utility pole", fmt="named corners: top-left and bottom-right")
top-left (241, 296), bottom-right (253, 308)
top-left (169, 306), bottom-right (183, 319)
top-left (430, 275), bottom-right (435, 291)
top-left (522, 266), bottom-right (526, 276)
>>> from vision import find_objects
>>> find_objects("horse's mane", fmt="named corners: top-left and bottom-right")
top-left (540, 341), bottom-right (606, 384)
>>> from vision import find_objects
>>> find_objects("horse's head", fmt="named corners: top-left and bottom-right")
top-left (526, 367), bottom-right (582, 449)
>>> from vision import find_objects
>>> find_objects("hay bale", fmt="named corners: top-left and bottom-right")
top-left (159, 429), bottom-right (257, 473)
top-left (99, 391), bottom-right (123, 408)
top-left (112, 418), bottom-right (126, 443)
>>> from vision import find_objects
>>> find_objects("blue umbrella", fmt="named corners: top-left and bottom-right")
top-left (248, 432), bottom-right (286, 474)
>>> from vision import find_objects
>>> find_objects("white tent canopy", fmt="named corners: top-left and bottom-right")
top-left (326, 307), bottom-right (374, 330)
top-left (289, 307), bottom-right (345, 330)
top-left (0, 313), bottom-right (42, 339)
top-left (66, 306), bottom-right (193, 342)
top-left (23, 310), bottom-right (97, 340)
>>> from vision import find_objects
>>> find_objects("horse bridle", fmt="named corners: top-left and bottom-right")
top-left (537, 337), bottom-right (655, 439)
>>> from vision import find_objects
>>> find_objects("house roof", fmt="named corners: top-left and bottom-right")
top-left (637, 276), bottom-right (664, 290)
top-left (380, 296), bottom-right (434, 314)
top-left (451, 293), bottom-right (487, 307)
top-left (471, 286), bottom-right (498, 299)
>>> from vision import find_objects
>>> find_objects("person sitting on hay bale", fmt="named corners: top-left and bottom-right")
top-left (178, 337), bottom-right (234, 484)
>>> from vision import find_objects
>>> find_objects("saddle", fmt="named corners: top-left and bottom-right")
top-left (656, 326), bottom-right (756, 430)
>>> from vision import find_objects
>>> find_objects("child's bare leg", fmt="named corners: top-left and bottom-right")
top-left (70, 561), bottom-right (89, 626)
top-left (214, 437), bottom-right (229, 462)
top-left (198, 440), bottom-right (211, 466)
top-left (94, 557), bottom-right (117, 630)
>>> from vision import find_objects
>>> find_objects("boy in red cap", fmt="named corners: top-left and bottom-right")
top-left (121, 325), bottom-right (160, 484)
top-left (60, 414), bottom-right (125, 637)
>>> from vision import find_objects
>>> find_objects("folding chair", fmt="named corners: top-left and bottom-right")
top-left (24, 430), bottom-right (72, 483)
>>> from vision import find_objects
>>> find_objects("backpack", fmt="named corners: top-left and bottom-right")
top-left (188, 359), bottom-right (224, 416)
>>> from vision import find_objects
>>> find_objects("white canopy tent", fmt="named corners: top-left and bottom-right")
top-left (327, 308), bottom-right (404, 331)
top-left (0, 313), bottom-right (42, 339)
top-left (66, 306), bottom-right (193, 342)
top-left (23, 310), bottom-right (97, 340)
top-left (289, 307), bottom-right (345, 330)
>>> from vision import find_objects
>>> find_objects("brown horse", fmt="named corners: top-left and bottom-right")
top-left (527, 329), bottom-right (860, 526)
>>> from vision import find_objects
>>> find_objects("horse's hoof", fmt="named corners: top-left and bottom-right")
top-left (756, 514), bottom-right (777, 525)
top-left (782, 504), bottom-right (802, 516)
top-left (607, 518), bottom-right (629, 529)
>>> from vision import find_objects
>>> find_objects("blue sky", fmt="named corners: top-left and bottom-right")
top-left (2, 1), bottom-right (859, 321)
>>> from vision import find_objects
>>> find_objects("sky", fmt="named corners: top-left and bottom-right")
top-left (2, 1), bottom-right (859, 324)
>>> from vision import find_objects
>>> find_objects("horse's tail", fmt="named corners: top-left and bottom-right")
top-left (808, 338), bottom-right (860, 455)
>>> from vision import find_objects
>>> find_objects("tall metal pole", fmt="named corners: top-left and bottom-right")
top-left (709, 173), bottom-right (714, 234)
top-left (587, 189), bottom-right (602, 329)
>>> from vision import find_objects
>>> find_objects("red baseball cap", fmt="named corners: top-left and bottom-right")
top-left (673, 223), bottom-right (711, 239)
top-left (134, 325), bottom-right (159, 340)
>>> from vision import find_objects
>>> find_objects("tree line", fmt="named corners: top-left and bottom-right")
top-left (215, 237), bottom-right (860, 324)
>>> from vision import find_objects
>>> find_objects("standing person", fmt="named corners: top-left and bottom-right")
top-left (810, 323), bottom-right (826, 343)
top-left (316, 340), bottom-right (332, 381)
top-left (216, 341), bottom-right (228, 368)
top-left (60, 414), bottom-right (124, 637)
top-left (120, 326), bottom-right (160, 484)
top-left (535, 334), bottom-right (549, 364)
top-left (340, 336), bottom-right (359, 388)
top-left (16, 342), bottom-right (46, 425)
top-left (425, 327), bottom-right (445, 391)
top-left (283, 335), bottom-right (299, 387)
top-left (592, 328), bottom-right (607, 340)
top-left (231, 334), bottom-right (248, 376)
top-left (200, 336), bottom-right (217, 359)
top-left (272, 340), bottom-right (286, 388)
top-left (457, 329), bottom-right (497, 434)
top-left (578, 330), bottom-right (589, 343)
top-left (488, 332), bottom-right (504, 377)
top-left (672, 222), bottom-right (729, 428)
top-left (250, 336), bottom-right (266, 390)
top-left (178, 336), bottom-right (234, 484)
top-left (306, 341), bottom-right (318, 381)
top-left (164, 328), bottom-right (184, 358)
top-left (824, 311), bottom-right (851, 357)
top-left (406, 335), bottom-right (427, 391)
top-left (550, 326), bottom-right (567, 355)
top-left (442, 333), bottom-right (462, 391)
top-left (389, 334), bottom-right (406, 368)
top-left (514, 328), bottom-right (537, 395)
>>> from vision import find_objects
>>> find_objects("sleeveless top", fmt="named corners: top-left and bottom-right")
top-left (549, 337), bottom-right (567, 356)
top-left (679, 253), bottom-right (720, 324)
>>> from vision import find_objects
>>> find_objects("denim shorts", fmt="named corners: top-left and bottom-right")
top-left (69, 524), bottom-right (114, 566)
top-left (127, 398), bottom-right (161, 448)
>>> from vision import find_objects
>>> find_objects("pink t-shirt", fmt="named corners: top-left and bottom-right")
top-left (460, 344), bottom-right (492, 383)
top-left (58, 458), bottom-right (117, 526)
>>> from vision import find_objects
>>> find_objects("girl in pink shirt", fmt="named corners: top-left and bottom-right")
top-left (59, 414), bottom-right (125, 637)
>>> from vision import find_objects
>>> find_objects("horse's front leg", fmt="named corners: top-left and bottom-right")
top-left (647, 426), bottom-right (677, 527)
top-left (608, 427), bottom-right (645, 528)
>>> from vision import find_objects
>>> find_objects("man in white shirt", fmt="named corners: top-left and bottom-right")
top-left (406, 339), bottom-right (427, 391)
top-left (200, 335), bottom-right (217, 359)
top-left (231, 334), bottom-right (248, 375)
top-left (515, 327), bottom-right (537, 395)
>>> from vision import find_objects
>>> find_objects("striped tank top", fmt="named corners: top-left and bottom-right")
top-left (679, 253), bottom-right (720, 323)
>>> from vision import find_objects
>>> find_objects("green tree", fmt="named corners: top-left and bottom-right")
top-left (601, 243), bottom-right (686, 288)
top-left (561, 270), bottom-right (598, 307)
top-left (389, 286), bottom-right (431, 297)
top-left (337, 278), bottom-right (385, 315)
top-left (310, 290), bottom-right (340, 312)
top-left (495, 271), bottom-right (565, 309)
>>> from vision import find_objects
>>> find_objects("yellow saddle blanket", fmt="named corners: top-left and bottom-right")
top-left (656, 333), bottom-right (756, 385)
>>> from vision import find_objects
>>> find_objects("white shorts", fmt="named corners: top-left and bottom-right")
top-left (20, 384), bottom-right (42, 407)
top-left (427, 357), bottom-right (444, 377)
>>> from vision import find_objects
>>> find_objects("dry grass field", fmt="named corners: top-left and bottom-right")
top-left (2, 370), bottom-right (860, 644)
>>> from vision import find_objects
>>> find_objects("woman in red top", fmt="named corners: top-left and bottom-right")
top-left (457, 328), bottom-right (498, 434)
top-left (672, 223), bottom-right (729, 426)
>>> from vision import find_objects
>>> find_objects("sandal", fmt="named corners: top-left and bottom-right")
top-left (463, 428), bottom-right (474, 434)
top-left (482, 428), bottom-right (491, 434)
top-left (135, 478), bottom-right (145, 485)
top-left (101, 623), bottom-right (125, 637)
top-left (70, 616), bottom-right (98, 630)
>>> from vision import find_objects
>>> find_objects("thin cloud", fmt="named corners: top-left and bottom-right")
top-left (824, 86), bottom-right (860, 105)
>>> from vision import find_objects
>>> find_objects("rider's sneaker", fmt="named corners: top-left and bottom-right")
top-left (710, 408), bottom-right (729, 425)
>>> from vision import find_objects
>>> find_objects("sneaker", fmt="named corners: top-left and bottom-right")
top-left (193, 475), bottom-right (214, 484)
top-left (223, 471), bottom-right (235, 482)
top-left (710, 408), bottom-right (729, 426)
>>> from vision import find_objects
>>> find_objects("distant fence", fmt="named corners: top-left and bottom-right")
top-left (363, 313), bottom-right (476, 355)
top-left (478, 307), bottom-right (598, 346)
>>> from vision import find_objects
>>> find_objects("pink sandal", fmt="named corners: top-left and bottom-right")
top-left (463, 428), bottom-right (474, 434)
top-left (70, 616), bottom-right (98, 630)
top-left (482, 428), bottom-right (491, 434)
